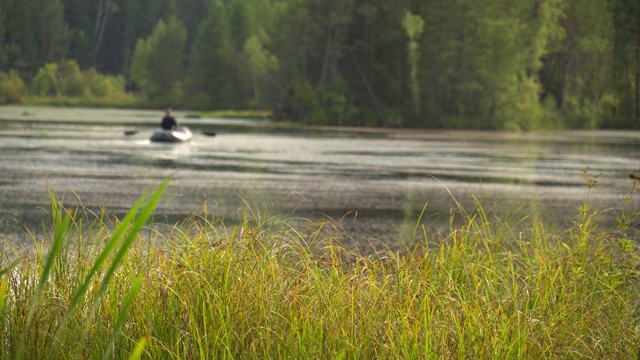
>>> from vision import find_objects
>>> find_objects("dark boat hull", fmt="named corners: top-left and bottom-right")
top-left (150, 127), bottom-right (193, 142)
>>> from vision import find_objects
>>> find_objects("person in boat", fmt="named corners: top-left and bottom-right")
top-left (161, 107), bottom-right (178, 130)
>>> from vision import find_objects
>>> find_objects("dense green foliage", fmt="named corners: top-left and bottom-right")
top-left (1, 0), bottom-right (639, 128)
top-left (1, 176), bottom-right (640, 358)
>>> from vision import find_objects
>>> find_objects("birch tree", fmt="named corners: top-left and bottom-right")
top-left (402, 10), bottom-right (424, 121)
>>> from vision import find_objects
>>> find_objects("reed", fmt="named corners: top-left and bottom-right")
top-left (1, 176), bottom-right (639, 359)
top-left (195, 110), bottom-right (272, 119)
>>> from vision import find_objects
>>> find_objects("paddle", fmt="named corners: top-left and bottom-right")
top-left (123, 130), bottom-right (217, 137)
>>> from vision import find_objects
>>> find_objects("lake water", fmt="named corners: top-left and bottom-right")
top-left (2, 106), bottom-right (640, 250)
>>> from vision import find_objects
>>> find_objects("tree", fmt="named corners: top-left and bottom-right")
top-left (505, 0), bottom-right (565, 130)
top-left (609, 0), bottom-right (640, 126)
top-left (267, 0), bottom-right (356, 123)
top-left (0, 0), bottom-right (635, 129)
top-left (120, 0), bottom-right (178, 76)
top-left (538, 0), bottom-right (614, 128)
top-left (223, 0), bottom-right (276, 107)
top-left (174, 0), bottom-right (211, 46)
top-left (184, 0), bottom-right (236, 109)
top-left (121, 0), bottom-right (141, 78)
top-left (0, 0), bottom-right (39, 72)
top-left (62, 0), bottom-right (92, 68)
top-left (431, 0), bottom-right (564, 130)
top-left (35, 0), bottom-right (69, 63)
top-left (0, 1), bottom-right (6, 69)
top-left (243, 35), bottom-right (279, 109)
top-left (90, 0), bottom-right (112, 66)
top-left (130, 16), bottom-right (187, 105)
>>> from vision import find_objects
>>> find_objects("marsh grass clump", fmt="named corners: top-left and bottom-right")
top-left (1, 177), bottom-right (640, 359)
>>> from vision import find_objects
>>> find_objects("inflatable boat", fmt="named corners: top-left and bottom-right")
top-left (150, 127), bottom-right (193, 143)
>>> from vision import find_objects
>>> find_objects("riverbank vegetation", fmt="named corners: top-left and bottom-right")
top-left (1, 174), bottom-right (640, 358)
top-left (1, 0), bottom-right (639, 129)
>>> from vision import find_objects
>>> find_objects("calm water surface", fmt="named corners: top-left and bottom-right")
top-left (2, 106), bottom-right (640, 249)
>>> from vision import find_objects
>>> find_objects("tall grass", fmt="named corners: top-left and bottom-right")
top-left (1, 175), bottom-right (639, 359)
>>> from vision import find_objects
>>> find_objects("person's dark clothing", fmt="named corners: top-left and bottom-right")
top-left (161, 115), bottom-right (177, 130)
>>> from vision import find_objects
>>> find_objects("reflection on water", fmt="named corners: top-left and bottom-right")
top-left (1, 107), bottom-right (640, 249)
top-left (146, 142), bottom-right (192, 167)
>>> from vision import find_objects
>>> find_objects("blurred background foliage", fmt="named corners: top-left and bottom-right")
top-left (0, 0), bottom-right (639, 129)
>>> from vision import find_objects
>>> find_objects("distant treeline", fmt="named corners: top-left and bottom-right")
top-left (0, 0), bottom-right (639, 129)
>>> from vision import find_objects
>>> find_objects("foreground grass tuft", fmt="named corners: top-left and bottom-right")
top-left (1, 178), bottom-right (640, 359)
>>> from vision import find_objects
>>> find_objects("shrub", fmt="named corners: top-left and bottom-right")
top-left (28, 61), bottom-right (130, 105)
top-left (31, 63), bottom-right (58, 96)
top-left (55, 59), bottom-right (86, 97)
top-left (0, 70), bottom-right (26, 104)
top-left (83, 68), bottom-right (127, 98)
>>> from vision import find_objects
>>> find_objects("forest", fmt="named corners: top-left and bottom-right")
top-left (0, 0), bottom-right (639, 129)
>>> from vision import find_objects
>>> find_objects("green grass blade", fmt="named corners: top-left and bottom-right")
top-left (46, 182), bottom-right (158, 353)
top-left (43, 179), bottom-right (170, 359)
top-left (0, 276), bottom-right (9, 315)
top-left (128, 336), bottom-right (149, 360)
top-left (68, 193), bottom-right (146, 310)
top-left (18, 211), bottom-right (71, 360)
top-left (0, 257), bottom-right (20, 278)
top-left (411, 201), bottom-right (429, 241)
top-left (26, 211), bottom-right (71, 325)
top-left (102, 274), bottom-right (143, 360)
top-left (92, 178), bottom-right (169, 314)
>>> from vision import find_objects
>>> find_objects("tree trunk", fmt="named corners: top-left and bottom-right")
top-left (320, 29), bottom-right (333, 87)
top-left (559, 55), bottom-right (573, 113)
top-left (92, 0), bottom-right (111, 66)
top-left (636, 3), bottom-right (640, 126)
top-left (349, 53), bottom-right (386, 119)
top-left (252, 69), bottom-right (260, 110)
top-left (368, 0), bottom-right (376, 81)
